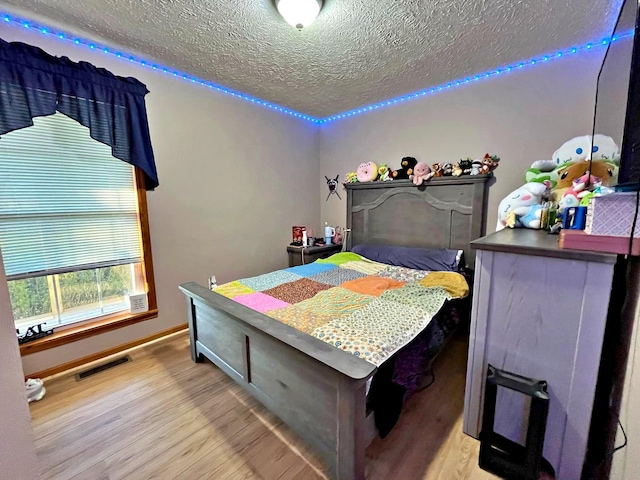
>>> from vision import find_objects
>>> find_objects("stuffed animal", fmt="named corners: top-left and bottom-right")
top-left (471, 159), bottom-right (482, 175)
top-left (527, 158), bottom-right (618, 190)
top-left (526, 135), bottom-right (620, 187)
top-left (506, 205), bottom-right (546, 230)
top-left (391, 157), bottom-right (418, 180)
top-left (432, 163), bottom-right (444, 177)
top-left (378, 164), bottom-right (392, 181)
top-left (356, 162), bottom-right (379, 182)
top-left (519, 204), bottom-right (546, 229)
top-left (452, 164), bottom-right (463, 177)
top-left (552, 134), bottom-right (619, 166)
top-left (458, 159), bottom-right (473, 175)
top-left (496, 182), bottom-right (549, 231)
top-left (555, 161), bottom-right (616, 190)
top-left (410, 162), bottom-right (434, 186)
top-left (344, 172), bottom-right (358, 184)
top-left (482, 154), bottom-right (500, 172)
top-left (559, 171), bottom-right (602, 211)
top-left (551, 160), bottom-right (617, 205)
top-left (442, 162), bottom-right (454, 176)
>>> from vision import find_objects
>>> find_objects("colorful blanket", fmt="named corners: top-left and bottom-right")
top-left (214, 253), bottom-right (469, 367)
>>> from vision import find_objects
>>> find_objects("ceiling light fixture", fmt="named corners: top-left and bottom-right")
top-left (276, 0), bottom-right (322, 30)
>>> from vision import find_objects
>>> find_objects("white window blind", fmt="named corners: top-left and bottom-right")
top-left (0, 112), bottom-right (142, 281)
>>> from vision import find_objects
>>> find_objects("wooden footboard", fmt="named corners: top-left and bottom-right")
top-left (179, 282), bottom-right (377, 480)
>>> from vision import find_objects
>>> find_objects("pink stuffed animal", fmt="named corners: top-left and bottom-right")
top-left (410, 162), bottom-right (434, 186)
top-left (356, 162), bottom-right (379, 182)
top-left (559, 171), bottom-right (601, 211)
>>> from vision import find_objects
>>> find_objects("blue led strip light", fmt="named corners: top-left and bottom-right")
top-left (317, 30), bottom-right (636, 124)
top-left (0, 12), bottom-right (320, 123)
top-left (1, 11), bottom-right (634, 126)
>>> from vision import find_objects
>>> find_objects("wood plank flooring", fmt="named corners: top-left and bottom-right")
top-left (30, 331), bottom-right (498, 480)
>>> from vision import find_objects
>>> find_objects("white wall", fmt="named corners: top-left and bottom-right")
top-left (0, 248), bottom-right (40, 479)
top-left (318, 52), bottom-right (604, 232)
top-left (0, 23), bottom-right (320, 376)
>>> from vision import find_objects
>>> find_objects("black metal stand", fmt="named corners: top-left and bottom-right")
top-left (479, 365), bottom-right (552, 480)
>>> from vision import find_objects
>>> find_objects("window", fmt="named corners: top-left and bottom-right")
top-left (0, 112), bottom-right (156, 339)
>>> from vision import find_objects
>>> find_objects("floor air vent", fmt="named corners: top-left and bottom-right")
top-left (75, 355), bottom-right (132, 381)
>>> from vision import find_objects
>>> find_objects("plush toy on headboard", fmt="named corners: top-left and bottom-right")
top-left (441, 162), bottom-right (454, 176)
top-left (378, 164), bottom-right (392, 181)
top-left (410, 162), bottom-right (434, 185)
top-left (343, 171), bottom-right (359, 184)
top-left (356, 161), bottom-right (379, 182)
top-left (470, 159), bottom-right (482, 175)
top-left (391, 157), bottom-right (418, 180)
top-left (458, 159), bottom-right (473, 175)
top-left (481, 154), bottom-right (500, 174)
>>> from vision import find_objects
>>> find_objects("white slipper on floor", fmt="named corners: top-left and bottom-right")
top-left (26, 379), bottom-right (46, 403)
top-left (25, 378), bottom-right (43, 389)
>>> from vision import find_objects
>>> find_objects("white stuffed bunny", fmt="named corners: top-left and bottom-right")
top-left (496, 182), bottom-right (549, 231)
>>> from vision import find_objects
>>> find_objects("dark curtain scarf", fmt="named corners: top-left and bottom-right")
top-left (0, 38), bottom-right (158, 190)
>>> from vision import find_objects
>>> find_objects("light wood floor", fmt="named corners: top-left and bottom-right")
top-left (30, 331), bottom-right (499, 480)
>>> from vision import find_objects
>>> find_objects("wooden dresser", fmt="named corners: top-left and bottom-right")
top-left (463, 229), bottom-right (617, 479)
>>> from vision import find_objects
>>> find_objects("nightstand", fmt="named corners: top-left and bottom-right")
top-left (287, 243), bottom-right (343, 267)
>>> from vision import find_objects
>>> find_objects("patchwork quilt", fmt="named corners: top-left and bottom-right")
top-left (214, 252), bottom-right (469, 367)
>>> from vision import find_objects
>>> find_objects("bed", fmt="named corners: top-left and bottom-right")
top-left (179, 174), bottom-right (490, 480)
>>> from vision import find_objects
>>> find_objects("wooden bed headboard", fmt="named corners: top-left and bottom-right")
top-left (345, 175), bottom-right (491, 268)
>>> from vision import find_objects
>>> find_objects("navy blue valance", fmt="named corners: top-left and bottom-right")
top-left (0, 38), bottom-right (158, 190)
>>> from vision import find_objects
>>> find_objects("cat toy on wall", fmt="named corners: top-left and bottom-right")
top-left (325, 175), bottom-right (341, 201)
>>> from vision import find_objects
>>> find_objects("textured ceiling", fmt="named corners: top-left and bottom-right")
top-left (0, 0), bottom-right (623, 117)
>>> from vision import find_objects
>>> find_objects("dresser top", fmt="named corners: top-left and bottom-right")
top-left (287, 243), bottom-right (343, 254)
top-left (471, 228), bottom-right (618, 264)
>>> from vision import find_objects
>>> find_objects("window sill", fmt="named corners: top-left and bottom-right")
top-left (19, 309), bottom-right (159, 356)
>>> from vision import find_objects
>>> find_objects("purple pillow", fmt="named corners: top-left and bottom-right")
top-left (351, 244), bottom-right (463, 272)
